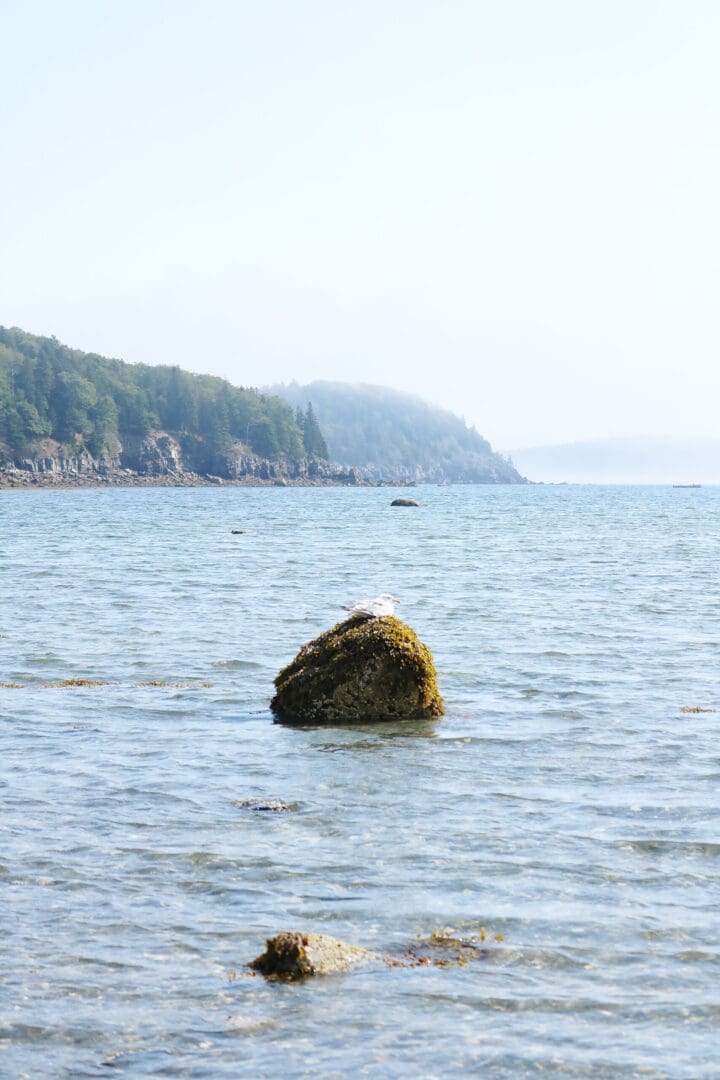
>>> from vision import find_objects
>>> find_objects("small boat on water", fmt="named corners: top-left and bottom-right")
top-left (673, 483), bottom-right (702, 488)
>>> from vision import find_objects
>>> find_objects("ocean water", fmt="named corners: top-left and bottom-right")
top-left (1, 484), bottom-right (719, 1079)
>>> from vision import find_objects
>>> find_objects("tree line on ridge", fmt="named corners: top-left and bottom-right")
top-left (0, 327), bottom-right (328, 463)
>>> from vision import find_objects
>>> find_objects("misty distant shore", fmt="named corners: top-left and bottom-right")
top-left (508, 436), bottom-right (720, 485)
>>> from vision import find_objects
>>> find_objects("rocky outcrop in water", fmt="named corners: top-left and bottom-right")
top-left (250, 933), bottom-right (370, 979)
top-left (248, 929), bottom-right (500, 980)
top-left (271, 615), bottom-right (444, 724)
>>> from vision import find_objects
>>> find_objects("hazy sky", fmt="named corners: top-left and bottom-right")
top-left (2, 1), bottom-right (718, 449)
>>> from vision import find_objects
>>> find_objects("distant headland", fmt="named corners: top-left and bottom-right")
top-left (0, 327), bottom-right (525, 488)
top-left (509, 436), bottom-right (720, 486)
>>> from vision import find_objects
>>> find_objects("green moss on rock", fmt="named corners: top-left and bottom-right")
top-left (271, 615), bottom-right (444, 724)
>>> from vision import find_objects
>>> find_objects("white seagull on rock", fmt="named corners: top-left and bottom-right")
top-left (341, 593), bottom-right (400, 619)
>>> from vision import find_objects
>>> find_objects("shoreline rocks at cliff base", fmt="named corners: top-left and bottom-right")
top-left (271, 615), bottom-right (444, 724)
top-left (0, 430), bottom-right (363, 489)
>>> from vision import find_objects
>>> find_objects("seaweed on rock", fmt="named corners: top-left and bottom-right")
top-left (271, 615), bottom-right (444, 724)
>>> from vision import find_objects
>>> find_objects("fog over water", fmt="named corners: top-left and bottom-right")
top-left (511, 437), bottom-right (720, 486)
top-left (2, 1), bottom-right (719, 448)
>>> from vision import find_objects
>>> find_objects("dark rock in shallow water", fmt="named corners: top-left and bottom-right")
top-left (233, 798), bottom-right (290, 812)
top-left (391, 498), bottom-right (420, 506)
top-left (250, 932), bottom-right (369, 979)
top-left (271, 615), bottom-right (444, 724)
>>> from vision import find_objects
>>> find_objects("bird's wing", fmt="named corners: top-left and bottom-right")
top-left (342, 599), bottom-right (375, 616)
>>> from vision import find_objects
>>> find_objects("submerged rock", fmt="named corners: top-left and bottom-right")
top-left (271, 616), bottom-right (444, 724)
top-left (250, 932), bottom-right (369, 979)
top-left (405, 930), bottom-right (495, 967)
top-left (233, 797), bottom-right (290, 812)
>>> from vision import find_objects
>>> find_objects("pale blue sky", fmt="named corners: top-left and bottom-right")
top-left (2, 1), bottom-right (718, 447)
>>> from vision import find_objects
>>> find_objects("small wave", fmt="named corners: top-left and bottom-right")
top-left (212, 659), bottom-right (265, 670)
top-left (20, 653), bottom-right (65, 666)
top-left (618, 838), bottom-right (720, 857)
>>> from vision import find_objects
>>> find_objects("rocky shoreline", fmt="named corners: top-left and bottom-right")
top-left (0, 471), bottom-right (366, 490)
top-left (0, 430), bottom-right (364, 489)
top-left (0, 428), bottom-right (527, 489)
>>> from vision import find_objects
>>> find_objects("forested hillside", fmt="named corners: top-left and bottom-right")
top-left (0, 327), bottom-right (325, 463)
top-left (0, 328), bottom-right (524, 486)
top-left (271, 381), bottom-right (525, 483)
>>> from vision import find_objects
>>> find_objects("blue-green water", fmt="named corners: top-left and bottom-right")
top-left (1, 485), bottom-right (719, 1078)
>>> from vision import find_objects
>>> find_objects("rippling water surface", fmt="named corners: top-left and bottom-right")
top-left (2, 485), bottom-right (719, 1078)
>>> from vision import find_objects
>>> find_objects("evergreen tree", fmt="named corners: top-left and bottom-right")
top-left (165, 366), bottom-right (198, 432)
top-left (87, 395), bottom-right (119, 457)
top-left (251, 417), bottom-right (280, 459)
top-left (205, 389), bottom-right (233, 461)
top-left (302, 402), bottom-right (328, 458)
top-left (2, 405), bottom-right (25, 452)
top-left (54, 372), bottom-right (98, 443)
top-left (115, 385), bottom-right (155, 437)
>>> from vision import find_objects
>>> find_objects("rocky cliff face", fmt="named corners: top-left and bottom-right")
top-left (0, 432), bottom-right (360, 487)
top-left (0, 429), bottom-right (523, 488)
top-left (354, 457), bottom-right (523, 484)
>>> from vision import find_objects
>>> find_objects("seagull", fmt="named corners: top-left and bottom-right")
top-left (341, 593), bottom-right (400, 618)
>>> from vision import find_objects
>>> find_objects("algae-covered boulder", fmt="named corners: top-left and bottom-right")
top-left (248, 928), bottom-right (503, 979)
top-left (271, 615), bottom-right (444, 724)
top-left (250, 932), bottom-right (370, 979)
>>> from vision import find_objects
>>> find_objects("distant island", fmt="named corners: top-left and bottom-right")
top-left (0, 327), bottom-right (525, 487)
top-left (509, 436), bottom-right (720, 485)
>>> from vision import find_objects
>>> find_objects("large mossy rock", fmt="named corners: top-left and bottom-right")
top-left (271, 615), bottom-right (444, 724)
